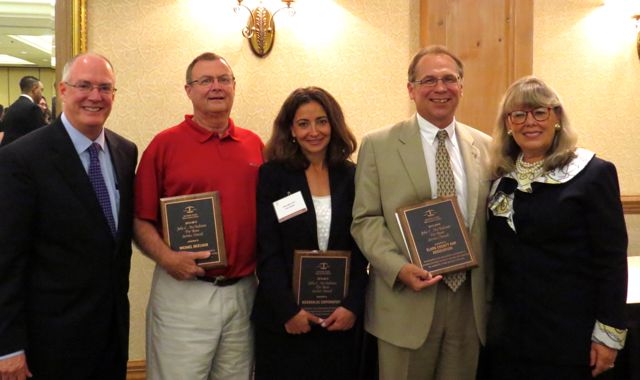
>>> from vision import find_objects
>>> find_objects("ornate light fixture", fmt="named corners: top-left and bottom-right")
top-left (234, 0), bottom-right (295, 57)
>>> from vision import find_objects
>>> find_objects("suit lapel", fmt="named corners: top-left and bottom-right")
top-left (49, 120), bottom-right (114, 239)
top-left (456, 122), bottom-right (481, 229)
top-left (397, 117), bottom-right (430, 201)
top-left (294, 169), bottom-right (319, 250)
top-left (326, 166), bottom-right (343, 250)
top-left (106, 130), bottom-right (128, 241)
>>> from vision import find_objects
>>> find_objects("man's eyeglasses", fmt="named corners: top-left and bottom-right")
top-left (65, 81), bottom-right (116, 95)
top-left (188, 76), bottom-right (235, 87)
top-left (507, 107), bottom-right (552, 125)
top-left (411, 75), bottom-right (460, 87)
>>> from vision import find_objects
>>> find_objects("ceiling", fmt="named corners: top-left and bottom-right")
top-left (0, 0), bottom-right (55, 67)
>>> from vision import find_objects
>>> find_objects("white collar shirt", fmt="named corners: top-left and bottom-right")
top-left (416, 113), bottom-right (469, 226)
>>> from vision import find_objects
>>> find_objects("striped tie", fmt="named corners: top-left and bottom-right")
top-left (436, 130), bottom-right (466, 292)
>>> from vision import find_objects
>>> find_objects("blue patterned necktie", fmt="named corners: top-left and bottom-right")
top-left (87, 143), bottom-right (116, 236)
top-left (436, 130), bottom-right (466, 292)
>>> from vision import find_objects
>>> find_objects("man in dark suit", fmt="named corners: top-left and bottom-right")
top-left (0, 75), bottom-right (46, 147)
top-left (0, 53), bottom-right (137, 380)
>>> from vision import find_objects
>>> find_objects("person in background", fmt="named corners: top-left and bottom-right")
top-left (134, 52), bottom-right (264, 380)
top-left (485, 75), bottom-right (628, 379)
top-left (0, 53), bottom-right (137, 380)
top-left (351, 45), bottom-right (492, 380)
top-left (252, 87), bottom-right (368, 380)
top-left (0, 76), bottom-right (46, 147)
top-left (0, 104), bottom-right (4, 144)
top-left (38, 96), bottom-right (52, 125)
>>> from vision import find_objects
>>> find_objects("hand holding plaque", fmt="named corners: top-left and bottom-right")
top-left (160, 192), bottom-right (227, 270)
top-left (396, 196), bottom-right (477, 275)
top-left (292, 250), bottom-right (350, 319)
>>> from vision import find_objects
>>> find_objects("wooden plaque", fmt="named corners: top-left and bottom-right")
top-left (292, 250), bottom-right (350, 318)
top-left (396, 196), bottom-right (477, 275)
top-left (160, 192), bottom-right (227, 270)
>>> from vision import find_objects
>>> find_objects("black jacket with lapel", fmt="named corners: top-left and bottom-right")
top-left (252, 160), bottom-right (368, 332)
top-left (0, 118), bottom-right (137, 378)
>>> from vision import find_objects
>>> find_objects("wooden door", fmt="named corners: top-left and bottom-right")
top-left (420, 0), bottom-right (533, 134)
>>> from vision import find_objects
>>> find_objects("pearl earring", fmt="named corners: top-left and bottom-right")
top-left (554, 124), bottom-right (561, 130)
top-left (507, 130), bottom-right (513, 136)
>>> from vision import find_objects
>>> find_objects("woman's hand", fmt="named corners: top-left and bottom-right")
top-left (590, 342), bottom-right (617, 378)
top-left (321, 307), bottom-right (356, 331)
top-left (284, 309), bottom-right (321, 334)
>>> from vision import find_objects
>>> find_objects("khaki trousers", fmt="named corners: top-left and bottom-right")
top-left (378, 280), bottom-right (480, 380)
top-left (146, 266), bottom-right (257, 380)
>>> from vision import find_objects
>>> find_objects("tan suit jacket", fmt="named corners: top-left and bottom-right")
top-left (351, 115), bottom-right (491, 349)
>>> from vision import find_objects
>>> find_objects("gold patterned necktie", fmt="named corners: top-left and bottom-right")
top-left (436, 130), bottom-right (466, 292)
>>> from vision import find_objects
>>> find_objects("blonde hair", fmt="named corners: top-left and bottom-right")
top-left (490, 76), bottom-right (578, 177)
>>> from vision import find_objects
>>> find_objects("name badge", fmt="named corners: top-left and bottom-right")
top-left (273, 191), bottom-right (307, 223)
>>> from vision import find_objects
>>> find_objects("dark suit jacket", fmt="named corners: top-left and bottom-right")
top-left (0, 118), bottom-right (138, 379)
top-left (0, 96), bottom-right (44, 147)
top-left (487, 156), bottom-right (628, 367)
top-left (252, 161), bottom-right (368, 332)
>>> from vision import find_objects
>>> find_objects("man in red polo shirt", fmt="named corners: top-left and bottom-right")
top-left (134, 52), bottom-right (263, 380)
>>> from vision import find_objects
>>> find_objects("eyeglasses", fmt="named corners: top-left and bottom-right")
top-left (507, 107), bottom-right (552, 124)
top-left (65, 81), bottom-right (116, 95)
top-left (188, 75), bottom-right (235, 87)
top-left (411, 75), bottom-right (460, 87)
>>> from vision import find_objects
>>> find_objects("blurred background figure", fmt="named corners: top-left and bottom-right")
top-left (0, 75), bottom-right (45, 147)
top-left (39, 96), bottom-right (53, 125)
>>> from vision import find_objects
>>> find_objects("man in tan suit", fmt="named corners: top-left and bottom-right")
top-left (351, 45), bottom-right (491, 380)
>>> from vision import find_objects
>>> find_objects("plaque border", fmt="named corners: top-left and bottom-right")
top-left (292, 250), bottom-right (351, 311)
top-left (159, 191), bottom-right (227, 269)
top-left (396, 196), bottom-right (477, 275)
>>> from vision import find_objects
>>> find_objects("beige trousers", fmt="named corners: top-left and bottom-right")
top-left (145, 266), bottom-right (257, 380)
top-left (378, 280), bottom-right (480, 380)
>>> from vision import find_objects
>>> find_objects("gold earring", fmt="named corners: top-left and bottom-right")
top-left (554, 123), bottom-right (561, 130)
top-left (507, 130), bottom-right (513, 136)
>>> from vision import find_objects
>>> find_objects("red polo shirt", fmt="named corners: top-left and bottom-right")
top-left (135, 115), bottom-right (264, 278)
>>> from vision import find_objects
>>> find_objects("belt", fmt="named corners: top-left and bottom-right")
top-left (197, 275), bottom-right (242, 287)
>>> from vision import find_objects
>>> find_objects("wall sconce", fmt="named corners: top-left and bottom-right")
top-left (234, 0), bottom-right (295, 57)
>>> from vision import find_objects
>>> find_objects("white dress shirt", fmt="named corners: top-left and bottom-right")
top-left (416, 114), bottom-right (469, 226)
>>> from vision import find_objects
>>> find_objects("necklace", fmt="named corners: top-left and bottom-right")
top-left (515, 154), bottom-right (544, 182)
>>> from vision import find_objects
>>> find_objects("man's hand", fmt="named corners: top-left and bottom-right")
top-left (159, 251), bottom-right (210, 281)
top-left (590, 342), bottom-right (617, 378)
top-left (0, 353), bottom-right (32, 380)
top-left (284, 309), bottom-right (321, 335)
top-left (321, 306), bottom-right (356, 331)
top-left (397, 263), bottom-right (442, 291)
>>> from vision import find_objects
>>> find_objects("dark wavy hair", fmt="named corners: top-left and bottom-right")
top-left (264, 87), bottom-right (357, 170)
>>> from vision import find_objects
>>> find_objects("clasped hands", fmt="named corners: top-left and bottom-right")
top-left (284, 307), bottom-right (356, 335)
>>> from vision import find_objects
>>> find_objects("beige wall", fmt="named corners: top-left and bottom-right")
top-left (88, 0), bottom-right (420, 360)
top-left (86, 0), bottom-right (640, 360)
